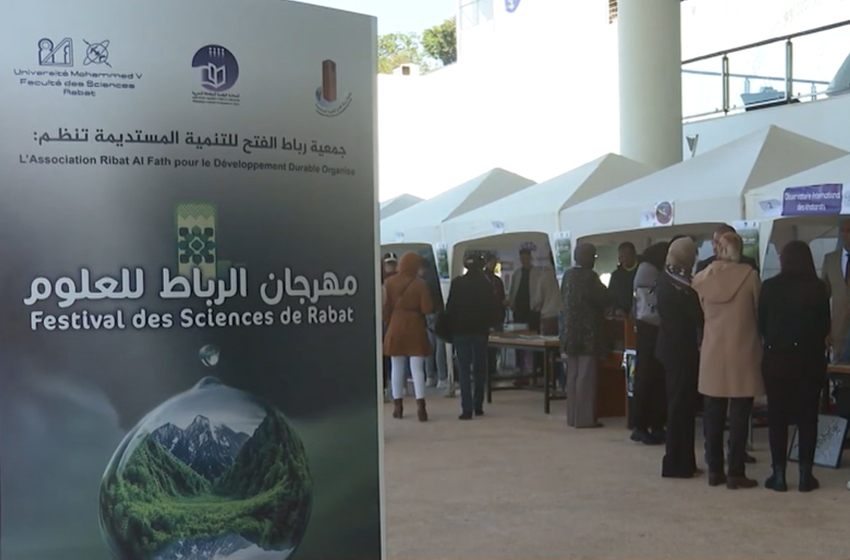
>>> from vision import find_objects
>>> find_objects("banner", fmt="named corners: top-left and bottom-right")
top-left (782, 184), bottom-right (843, 216)
top-left (551, 231), bottom-right (572, 280)
top-left (732, 220), bottom-right (760, 266)
top-left (433, 243), bottom-right (450, 280)
top-left (0, 2), bottom-right (380, 560)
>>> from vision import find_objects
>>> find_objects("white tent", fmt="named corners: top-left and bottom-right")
top-left (379, 167), bottom-right (535, 246)
top-left (561, 125), bottom-right (848, 253)
top-left (440, 153), bottom-right (653, 278)
top-left (442, 153), bottom-right (654, 246)
top-left (743, 155), bottom-right (850, 278)
top-left (380, 194), bottom-right (423, 220)
top-left (744, 153), bottom-right (850, 221)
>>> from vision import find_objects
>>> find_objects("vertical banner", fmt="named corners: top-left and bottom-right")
top-left (0, 2), bottom-right (380, 560)
top-left (433, 243), bottom-right (450, 280)
top-left (551, 231), bottom-right (572, 280)
top-left (733, 220), bottom-right (760, 267)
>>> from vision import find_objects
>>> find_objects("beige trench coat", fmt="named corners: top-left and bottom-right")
top-left (692, 261), bottom-right (765, 398)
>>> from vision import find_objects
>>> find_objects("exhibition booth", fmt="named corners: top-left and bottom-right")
top-left (441, 153), bottom-right (654, 279)
top-left (379, 167), bottom-right (535, 247)
top-left (743, 153), bottom-right (850, 277)
top-left (559, 125), bottom-right (848, 273)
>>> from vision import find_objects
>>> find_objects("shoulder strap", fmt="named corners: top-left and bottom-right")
top-left (395, 278), bottom-right (415, 307)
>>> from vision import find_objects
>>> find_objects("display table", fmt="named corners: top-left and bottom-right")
top-left (486, 317), bottom-right (634, 417)
top-left (486, 334), bottom-right (561, 413)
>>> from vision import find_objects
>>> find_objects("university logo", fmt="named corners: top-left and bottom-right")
top-left (315, 59), bottom-right (352, 117)
top-left (505, 0), bottom-right (521, 13)
top-left (192, 45), bottom-right (239, 92)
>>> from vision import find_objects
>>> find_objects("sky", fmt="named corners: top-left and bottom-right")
top-left (300, 0), bottom-right (456, 34)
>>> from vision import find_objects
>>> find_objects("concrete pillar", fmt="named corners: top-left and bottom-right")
top-left (617, 0), bottom-right (683, 169)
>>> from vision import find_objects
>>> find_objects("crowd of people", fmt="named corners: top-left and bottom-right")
top-left (381, 221), bottom-right (843, 492)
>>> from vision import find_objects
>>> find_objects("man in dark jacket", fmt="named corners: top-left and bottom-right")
top-left (608, 242), bottom-right (639, 315)
top-left (446, 254), bottom-right (495, 420)
top-left (696, 224), bottom-right (758, 273)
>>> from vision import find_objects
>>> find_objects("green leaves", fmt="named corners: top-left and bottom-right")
top-left (378, 18), bottom-right (457, 74)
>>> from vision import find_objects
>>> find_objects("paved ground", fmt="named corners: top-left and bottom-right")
top-left (384, 389), bottom-right (849, 558)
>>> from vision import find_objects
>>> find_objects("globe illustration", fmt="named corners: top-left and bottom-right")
top-left (98, 377), bottom-right (312, 560)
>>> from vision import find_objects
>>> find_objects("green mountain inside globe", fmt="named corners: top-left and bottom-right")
top-left (100, 411), bottom-right (312, 558)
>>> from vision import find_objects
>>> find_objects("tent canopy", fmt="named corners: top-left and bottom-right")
top-left (441, 153), bottom-right (653, 247)
top-left (379, 167), bottom-right (535, 244)
top-left (745, 152), bottom-right (850, 220)
top-left (380, 194), bottom-right (423, 220)
top-left (559, 126), bottom-right (848, 242)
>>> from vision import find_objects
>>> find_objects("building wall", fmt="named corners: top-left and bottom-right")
top-left (378, 0), bottom-right (850, 201)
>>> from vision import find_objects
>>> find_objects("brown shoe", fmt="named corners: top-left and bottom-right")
top-left (392, 399), bottom-right (403, 419)
top-left (708, 472), bottom-right (727, 487)
top-left (726, 475), bottom-right (758, 489)
top-left (416, 399), bottom-right (428, 422)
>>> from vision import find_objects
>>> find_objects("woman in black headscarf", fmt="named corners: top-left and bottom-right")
top-left (655, 237), bottom-right (704, 479)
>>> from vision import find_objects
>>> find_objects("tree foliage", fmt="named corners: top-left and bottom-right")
top-left (422, 18), bottom-right (458, 67)
top-left (378, 18), bottom-right (458, 74)
top-left (378, 32), bottom-right (430, 74)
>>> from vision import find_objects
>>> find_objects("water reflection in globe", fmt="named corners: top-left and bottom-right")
top-left (98, 377), bottom-right (312, 560)
top-left (199, 344), bottom-right (220, 367)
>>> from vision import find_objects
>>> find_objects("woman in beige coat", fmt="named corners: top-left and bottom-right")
top-left (692, 232), bottom-right (764, 490)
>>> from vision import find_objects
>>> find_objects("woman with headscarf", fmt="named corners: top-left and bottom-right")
top-left (758, 241), bottom-right (830, 492)
top-left (383, 252), bottom-right (434, 421)
top-left (692, 232), bottom-right (763, 489)
top-left (630, 242), bottom-right (669, 446)
top-left (655, 237), bottom-right (703, 479)
top-left (560, 242), bottom-right (611, 428)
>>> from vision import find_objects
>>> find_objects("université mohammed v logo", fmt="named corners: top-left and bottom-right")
top-left (192, 45), bottom-right (239, 92)
top-left (315, 59), bottom-right (352, 117)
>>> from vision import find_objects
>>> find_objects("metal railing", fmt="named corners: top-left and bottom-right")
top-left (681, 18), bottom-right (850, 122)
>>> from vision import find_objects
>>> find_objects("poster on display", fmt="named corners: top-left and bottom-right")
top-left (789, 415), bottom-right (849, 468)
top-left (433, 243), bottom-right (450, 280)
top-left (0, 2), bottom-right (380, 560)
top-left (732, 221), bottom-right (760, 266)
top-left (640, 201), bottom-right (675, 228)
top-left (551, 231), bottom-right (572, 280)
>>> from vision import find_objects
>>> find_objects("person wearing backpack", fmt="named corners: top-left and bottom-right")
top-left (631, 242), bottom-right (669, 445)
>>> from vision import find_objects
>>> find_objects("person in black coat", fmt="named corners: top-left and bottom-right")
top-left (630, 242), bottom-right (669, 445)
top-left (758, 240), bottom-right (830, 492)
top-left (608, 242), bottom-right (639, 315)
top-left (446, 254), bottom-right (497, 420)
top-left (655, 237), bottom-right (704, 479)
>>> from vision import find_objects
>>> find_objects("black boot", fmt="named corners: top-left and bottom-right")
top-left (764, 465), bottom-right (787, 492)
top-left (799, 463), bottom-right (820, 493)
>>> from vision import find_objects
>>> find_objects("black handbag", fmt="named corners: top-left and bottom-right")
top-left (434, 310), bottom-right (453, 343)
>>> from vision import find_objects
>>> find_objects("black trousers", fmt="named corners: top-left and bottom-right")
top-left (762, 350), bottom-right (824, 467)
top-left (704, 396), bottom-right (753, 477)
top-left (633, 322), bottom-right (666, 431)
top-left (662, 361), bottom-right (698, 477)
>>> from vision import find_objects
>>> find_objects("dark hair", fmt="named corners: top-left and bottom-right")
top-left (641, 242), bottom-right (669, 270)
top-left (779, 240), bottom-right (817, 278)
top-left (618, 242), bottom-right (636, 253)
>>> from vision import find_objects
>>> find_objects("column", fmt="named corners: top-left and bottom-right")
top-left (617, 0), bottom-right (683, 169)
